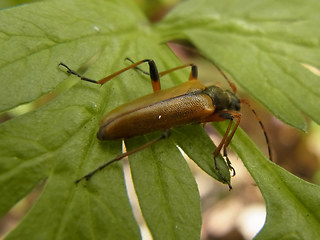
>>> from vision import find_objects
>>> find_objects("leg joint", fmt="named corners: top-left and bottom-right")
top-left (219, 112), bottom-right (234, 120)
top-left (146, 60), bottom-right (159, 82)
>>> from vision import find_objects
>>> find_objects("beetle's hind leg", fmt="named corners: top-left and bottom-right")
top-left (75, 129), bottom-right (171, 184)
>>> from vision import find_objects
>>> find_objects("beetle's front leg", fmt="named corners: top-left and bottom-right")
top-left (223, 147), bottom-right (236, 177)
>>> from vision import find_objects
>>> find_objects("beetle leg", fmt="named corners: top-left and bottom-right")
top-left (125, 57), bottom-right (150, 75)
top-left (101, 59), bottom-right (161, 92)
top-left (59, 59), bottom-right (161, 92)
top-left (211, 111), bottom-right (241, 188)
top-left (213, 111), bottom-right (241, 158)
top-left (223, 113), bottom-right (241, 150)
top-left (220, 113), bottom-right (241, 177)
top-left (126, 58), bottom-right (199, 82)
top-left (58, 62), bottom-right (98, 84)
top-left (213, 151), bottom-right (233, 189)
top-left (158, 64), bottom-right (198, 81)
top-left (213, 119), bottom-right (234, 158)
top-left (75, 129), bottom-right (171, 184)
top-left (212, 118), bottom-right (234, 189)
top-left (223, 147), bottom-right (236, 177)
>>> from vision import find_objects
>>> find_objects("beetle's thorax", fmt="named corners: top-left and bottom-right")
top-left (202, 85), bottom-right (240, 112)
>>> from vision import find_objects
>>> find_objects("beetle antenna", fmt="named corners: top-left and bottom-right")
top-left (213, 64), bottom-right (237, 94)
top-left (241, 99), bottom-right (273, 162)
top-left (212, 62), bottom-right (272, 161)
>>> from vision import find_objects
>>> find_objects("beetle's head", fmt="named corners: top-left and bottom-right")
top-left (226, 90), bottom-right (240, 111)
top-left (203, 86), bottom-right (240, 112)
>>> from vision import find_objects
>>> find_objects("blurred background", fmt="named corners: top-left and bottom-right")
top-left (1, 1), bottom-right (319, 239)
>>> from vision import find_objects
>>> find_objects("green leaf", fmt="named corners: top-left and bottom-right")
top-left (126, 134), bottom-right (202, 240)
top-left (214, 122), bottom-right (320, 239)
top-left (159, 0), bottom-right (320, 130)
top-left (1, 0), bottom-right (320, 239)
top-left (0, 64), bottom-right (142, 239)
top-left (0, 0), bottom-right (146, 112)
top-left (0, 0), bottom-right (39, 10)
top-left (171, 125), bottom-right (230, 183)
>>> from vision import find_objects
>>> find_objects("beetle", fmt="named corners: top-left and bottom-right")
top-left (59, 59), bottom-right (271, 189)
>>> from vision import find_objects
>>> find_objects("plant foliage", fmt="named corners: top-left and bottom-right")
top-left (0, 0), bottom-right (319, 239)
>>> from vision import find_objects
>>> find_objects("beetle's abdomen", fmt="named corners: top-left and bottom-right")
top-left (98, 93), bottom-right (215, 140)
